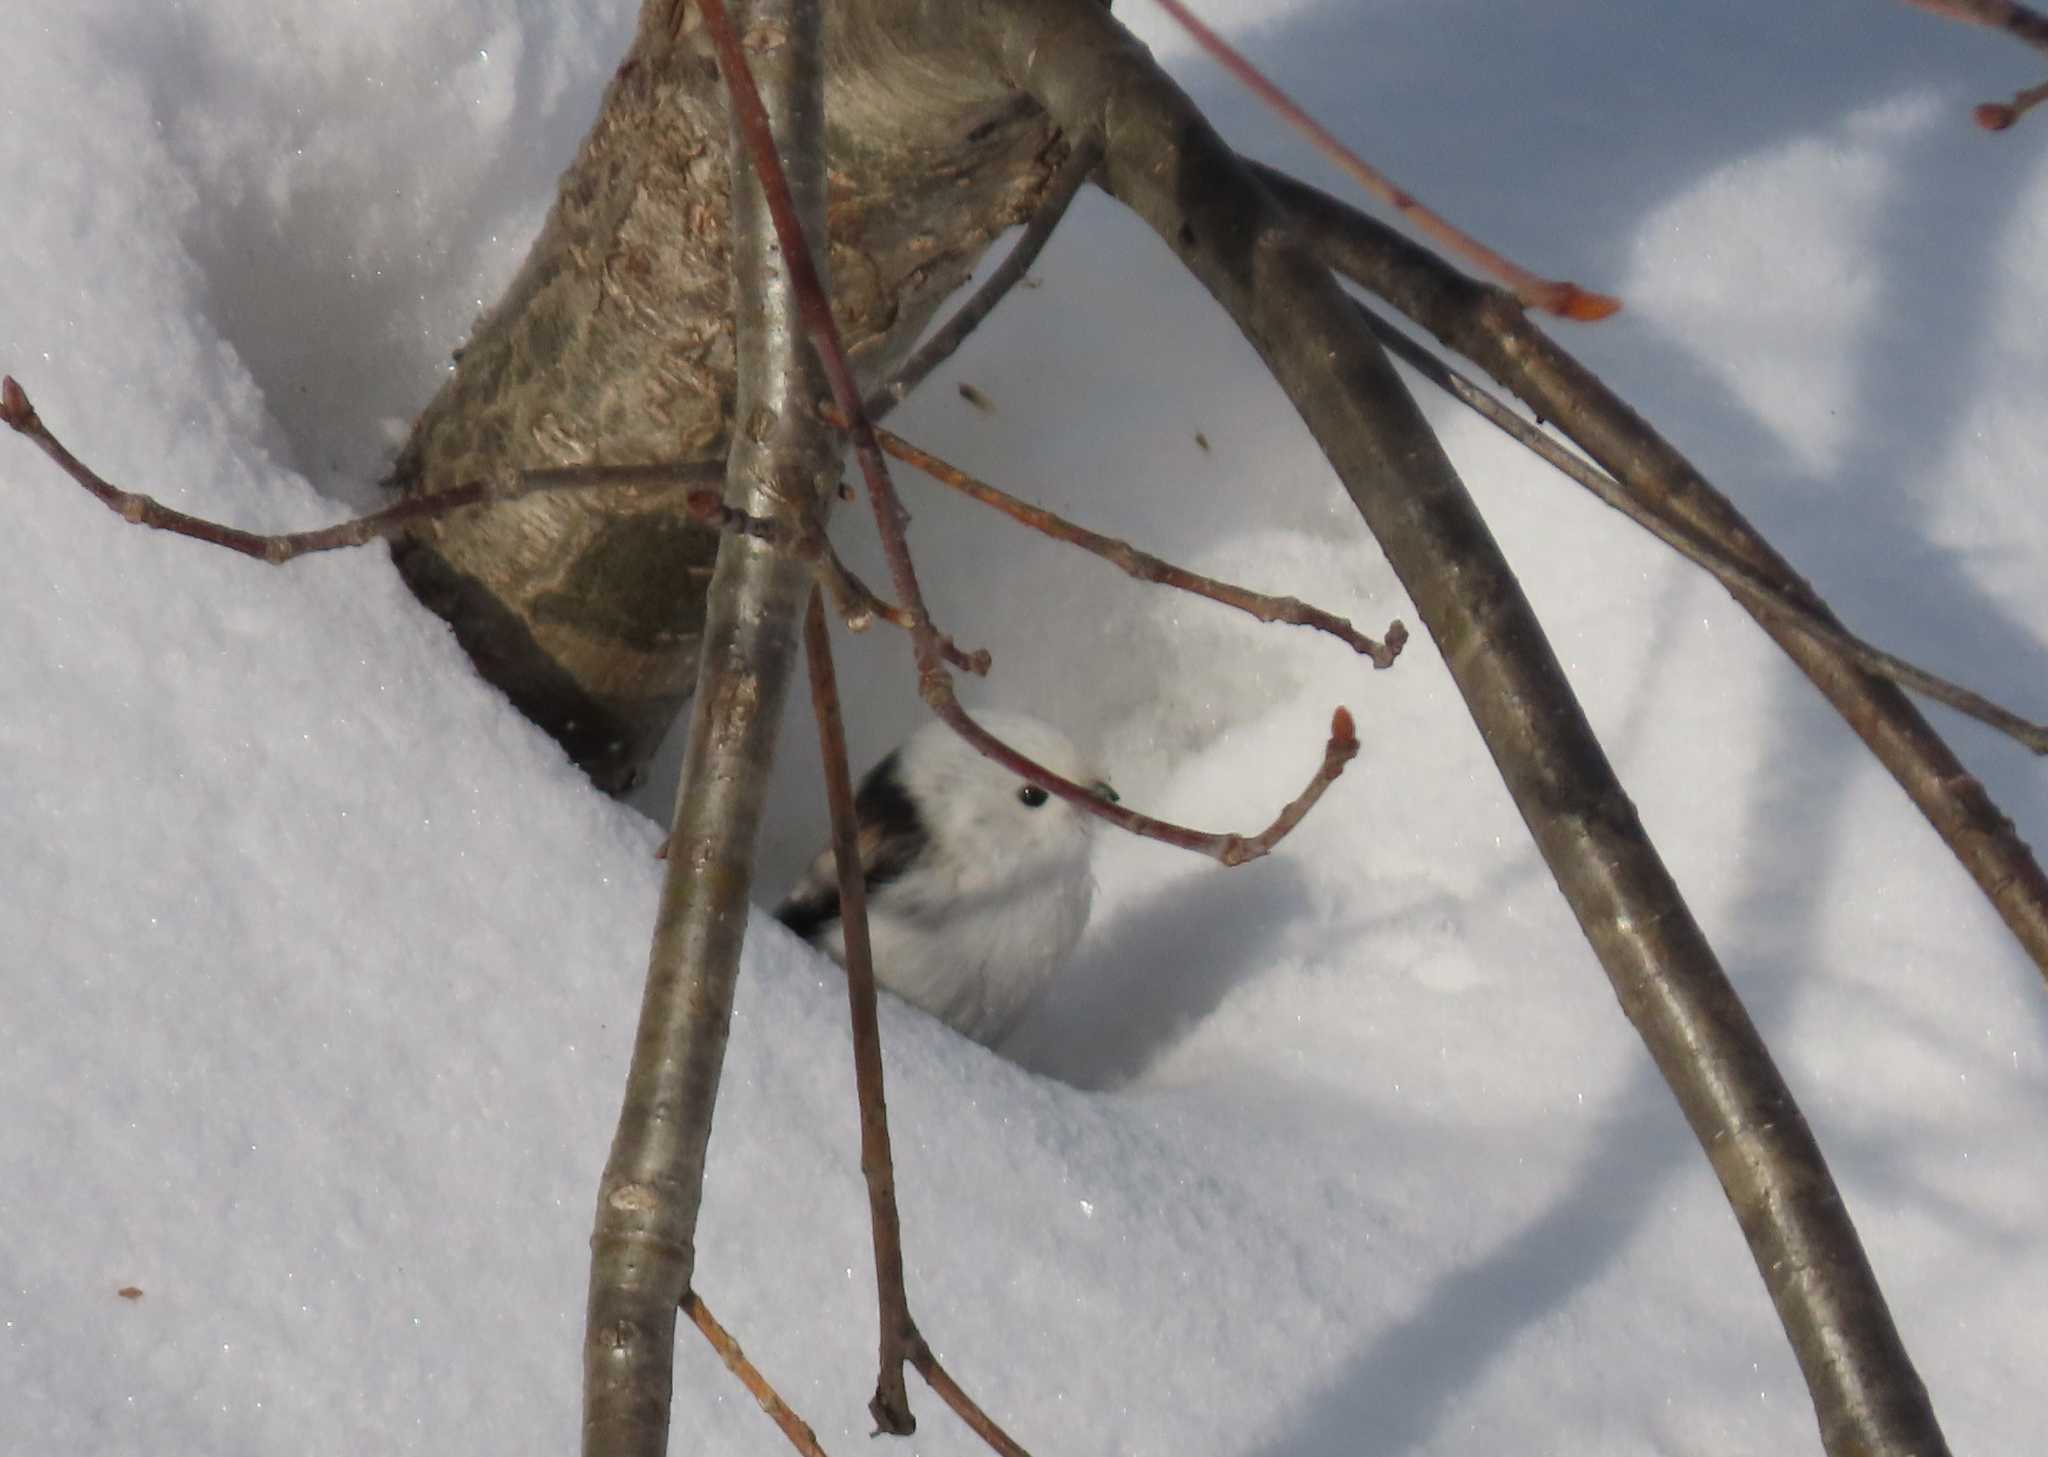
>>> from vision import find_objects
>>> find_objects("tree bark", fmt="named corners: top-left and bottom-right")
top-left (389, 0), bottom-right (1058, 792)
top-left (582, 3), bottom-right (837, 1454)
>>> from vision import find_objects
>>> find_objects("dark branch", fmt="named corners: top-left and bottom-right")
top-left (1253, 156), bottom-right (2048, 982)
top-left (801, 591), bottom-right (919, 1434)
top-left (1353, 306), bottom-right (2048, 753)
top-left (982, 2), bottom-right (1954, 1453)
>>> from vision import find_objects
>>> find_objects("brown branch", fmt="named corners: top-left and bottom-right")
top-left (706, 0), bottom-right (1359, 869)
top-left (1, 372), bottom-right (995, 689)
top-left (680, 1291), bottom-right (835, 1457)
top-left (1145, 0), bottom-right (1618, 321)
top-left (801, 589), bottom-right (919, 1435)
top-left (863, 135), bottom-right (1103, 421)
top-left (820, 406), bottom-right (1406, 665)
top-left (986, 3), bottom-right (1955, 1453)
top-left (2, 374), bottom-right (726, 560)
top-left (1254, 156), bottom-right (2048, 982)
top-left (1356, 308), bottom-right (2048, 754)
top-left (801, 519), bottom-right (993, 675)
top-left (907, 1334), bottom-right (1036, 1457)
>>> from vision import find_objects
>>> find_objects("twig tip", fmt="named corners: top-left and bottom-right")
top-left (1, 374), bottom-right (30, 429)
top-left (1330, 705), bottom-right (1358, 749)
top-left (1974, 101), bottom-right (2018, 131)
top-left (1529, 283), bottom-right (1623, 323)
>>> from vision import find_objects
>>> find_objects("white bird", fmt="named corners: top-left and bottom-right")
top-left (775, 711), bottom-right (1114, 1046)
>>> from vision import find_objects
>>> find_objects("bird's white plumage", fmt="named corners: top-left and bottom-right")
top-left (780, 712), bottom-right (1107, 1046)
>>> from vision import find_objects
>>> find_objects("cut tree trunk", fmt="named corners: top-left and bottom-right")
top-left (388, 0), bottom-right (1059, 792)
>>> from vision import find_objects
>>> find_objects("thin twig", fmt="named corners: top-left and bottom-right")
top-left (5, 371), bottom-right (1001, 687)
top-left (1898, 0), bottom-right (2048, 127)
top-left (824, 405), bottom-right (1407, 666)
top-left (800, 518), bottom-right (993, 674)
top-left (680, 1291), bottom-right (835, 1457)
top-left (1144, 0), bottom-right (1618, 321)
top-left (2, 374), bottom-right (725, 560)
top-left (1974, 75), bottom-right (2048, 128)
top-left (864, 136), bottom-right (1103, 421)
top-left (801, 589), bottom-right (920, 1435)
top-left (907, 1335), bottom-right (1037, 1457)
top-left (702, 0), bottom-right (1360, 869)
top-left (1359, 309), bottom-right (2048, 753)
top-left (1901, 0), bottom-right (2048, 56)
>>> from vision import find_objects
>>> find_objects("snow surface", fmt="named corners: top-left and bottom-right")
top-left (5, 1), bottom-right (2046, 1454)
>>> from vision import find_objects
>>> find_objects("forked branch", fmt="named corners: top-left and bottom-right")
top-left (704, 0), bottom-right (1362, 870)
top-left (1253, 158), bottom-right (2048, 982)
top-left (822, 406), bottom-right (1407, 666)
top-left (981, 0), bottom-right (1954, 1452)
top-left (1350, 307), bottom-right (2048, 754)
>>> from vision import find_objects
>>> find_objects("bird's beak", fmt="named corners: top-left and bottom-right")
top-left (1090, 780), bottom-right (1119, 804)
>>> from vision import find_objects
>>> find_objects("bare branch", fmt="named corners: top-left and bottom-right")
top-left (801, 591), bottom-right (919, 1434)
top-left (707, 0), bottom-right (1361, 868)
top-left (982, 2), bottom-right (1953, 1452)
top-left (863, 136), bottom-right (1103, 420)
top-left (1353, 307), bottom-right (2048, 754)
top-left (1253, 157), bottom-right (2048, 982)
top-left (1144, 0), bottom-right (1618, 321)
top-left (680, 1291), bottom-right (835, 1457)
top-left (2, 375), bottom-right (730, 561)
top-left (799, 517), bottom-right (993, 674)
top-left (822, 406), bottom-right (1406, 665)
top-left (582, 2), bottom-right (835, 1453)
top-left (907, 1334), bottom-right (1037, 1457)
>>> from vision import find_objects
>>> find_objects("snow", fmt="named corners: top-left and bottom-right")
top-left (4, 1), bottom-right (2045, 1454)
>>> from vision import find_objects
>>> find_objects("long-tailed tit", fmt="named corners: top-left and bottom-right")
top-left (776, 712), bottom-right (1115, 1045)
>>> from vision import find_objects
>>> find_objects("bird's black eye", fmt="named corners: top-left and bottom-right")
top-left (1018, 784), bottom-right (1050, 808)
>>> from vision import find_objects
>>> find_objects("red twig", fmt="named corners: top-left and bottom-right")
top-left (1975, 76), bottom-right (2048, 128)
top-left (907, 1335), bottom-right (1035, 1457)
top-left (701, 0), bottom-right (1359, 868)
top-left (800, 518), bottom-right (992, 674)
top-left (801, 590), bottom-right (919, 1435)
top-left (1145, 0), bottom-right (1619, 321)
top-left (824, 406), bottom-right (1408, 667)
top-left (680, 1290), bottom-right (835, 1457)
